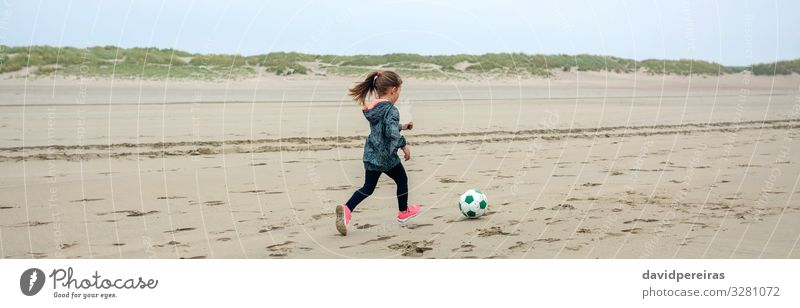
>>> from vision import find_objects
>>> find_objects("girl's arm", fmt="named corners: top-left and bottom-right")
top-left (385, 107), bottom-right (406, 150)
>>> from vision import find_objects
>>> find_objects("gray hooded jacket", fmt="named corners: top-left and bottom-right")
top-left (362, 99), bottom-right (406, 171)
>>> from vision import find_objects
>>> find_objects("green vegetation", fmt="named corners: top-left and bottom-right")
top-left (750, 59), bottom-right (800, 75)
top-left (639, 59), bottom-right (738, 75)
top-left (0, 45), bottom-right (796, 80)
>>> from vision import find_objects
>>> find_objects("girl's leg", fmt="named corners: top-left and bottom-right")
top-left (345, 169), bottom-right (381, 211)
top-left (384, 163), bottom-right (409, 212)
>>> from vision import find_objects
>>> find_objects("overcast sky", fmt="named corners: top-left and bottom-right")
top-left (3, 0), bottom-right (798, 66)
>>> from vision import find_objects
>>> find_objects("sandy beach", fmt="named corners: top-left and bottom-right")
top-left (1, 72), bottom-right (799, 258)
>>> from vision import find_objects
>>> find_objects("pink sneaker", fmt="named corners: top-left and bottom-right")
top-left (335, 204), bottom-right (352, 236)
top-left (397, 204), bottom-right (421, 223)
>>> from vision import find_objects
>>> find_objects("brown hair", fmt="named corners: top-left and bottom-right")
top-left (347, 70), bottom-right (403, 105)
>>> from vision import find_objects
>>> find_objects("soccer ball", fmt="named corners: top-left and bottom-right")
top-left (458, 189), bottom-right (488, 218)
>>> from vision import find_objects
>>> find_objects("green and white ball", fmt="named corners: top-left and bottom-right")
top-left (458, 189), bottom-right (488, 218)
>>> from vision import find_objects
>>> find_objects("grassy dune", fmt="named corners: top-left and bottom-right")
top-left (0, 45), bottom-right (797, 80)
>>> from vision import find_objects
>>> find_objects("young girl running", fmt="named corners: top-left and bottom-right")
top-left (335, 71), bottom-right (421, 236)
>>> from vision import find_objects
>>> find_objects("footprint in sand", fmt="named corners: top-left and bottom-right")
top-left (576, 228), bottom-right (592, 234)
top-left (451, 243), bottom-right (475, 253)
top-left (311, 212), bottom-right (335, 220)
top-left (438, 177), bottom-right (466, 183)
top-left (679, 220), bottom-right (707, 228)
top-left (623, 218), bottom-right (659, 224)
top-left (603, 232), bottom-right (625, 237)
top-left (564, 245), bottom-right (582, 251)
top-left (258, 225), bottom-right (286, 233)
top-left (476, 226), bottom-right (513, 237)
top-left (29, 252), bottom-right (48, 259)
top-left (13, 221), bottom-right (51, 228)
top-left (621, 227), bottom-right (643, 234)
top-left (164, 227), bottom-right (196, 234)
top-left (314, 185), bottom-right (351, 191)
top-left (266, 240), bottom-right (295, 257)
top-left (388, 240), bottom-right (434, 257)
top-left (153, 240), bottom-right (184, 248)
top-left (231, 190), bottom-right (283, 195)
top-left (404, 223), bottom-right (433, 230)
top-left (70, 198), bottom-right (104, 203)
top-left (59, 242), bottom-right (78, 250)
top-left (355, 223), bottom-right (377, 230)
top-left (551, 203), bottom-right (575, 210)
top-left (359, 235), bottom-right (396, 246)
top-left (180, 255), bottom-right (206, 259)
top-left (507, 241), bottom-right (530, 252)
top-left (209, 229), bottom-right (235, 235)
top-left (100, 210), bottom-right (159, 217)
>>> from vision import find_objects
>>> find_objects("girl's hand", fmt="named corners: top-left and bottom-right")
top-left (402, 145), bottom-right (411, 161)
top-left (402, 122), bottom-right (413, 130)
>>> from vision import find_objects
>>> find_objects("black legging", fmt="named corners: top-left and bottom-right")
top-left (345, 163), bottom-right (408, 212)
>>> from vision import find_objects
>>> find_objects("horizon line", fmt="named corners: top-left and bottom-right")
top-left (4, 44), bottom-right (798, 67)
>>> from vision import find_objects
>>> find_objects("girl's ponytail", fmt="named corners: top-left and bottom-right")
top-left (348, 70), bottom-right (402, 106)
top-left (348, 71), bottom-right (381, 106)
